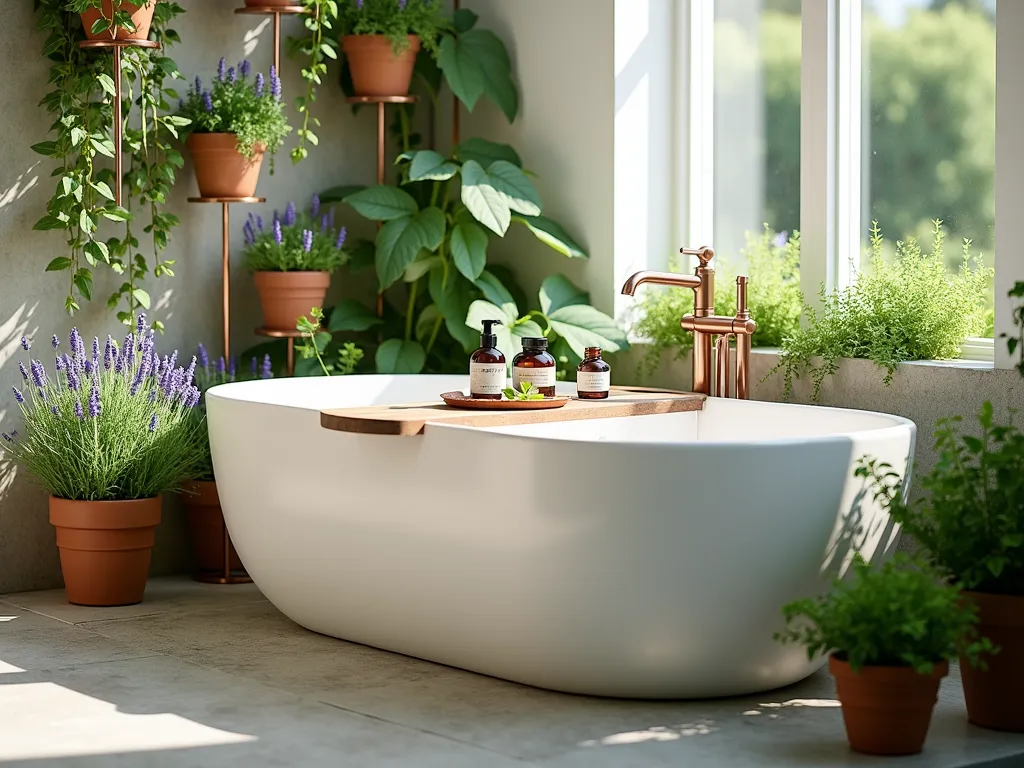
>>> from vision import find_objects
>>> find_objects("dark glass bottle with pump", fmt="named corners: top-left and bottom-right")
top-left (576, 347), bottom-right (611, 399)
top-left (512, 337), bottom-right (556, 397)
top-left (469, 319), bottom-right (506, 399)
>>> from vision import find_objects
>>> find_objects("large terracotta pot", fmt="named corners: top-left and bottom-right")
top-left (81, 0), bottom-right (156, 41)
top-left (342, 35), bottom-right (420, 97)
top-left (185, 133), bottom-right (265, 199)
top-left (960, 591), bottom-right (1024, 732)
top-left (183, 480), bottom-right (243, 575)
top-left (253, 271), bottom-right (330, 332)
top-left (829, 655), bottom-right (947, 756)
top-left (49, 496), bottom-right (161, 607)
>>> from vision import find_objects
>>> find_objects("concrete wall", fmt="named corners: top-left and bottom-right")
top-left (0, 2), bottom-right (373, 592)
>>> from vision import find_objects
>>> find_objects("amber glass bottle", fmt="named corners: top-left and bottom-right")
top-left (512, 337), bottom-right (556, 397)
top-left (577, 347), bottom-right (611, 399)
top-left (469, 319), bottom-right (506, 399)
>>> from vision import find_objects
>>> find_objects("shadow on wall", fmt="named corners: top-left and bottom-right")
top-left (0, 164), bottom-right (41, 214)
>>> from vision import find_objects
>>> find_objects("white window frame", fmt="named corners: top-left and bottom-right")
top-left (616, 0), bottom-right (1022, 368)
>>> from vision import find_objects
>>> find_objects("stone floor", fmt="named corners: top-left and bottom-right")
top-left (1, 578), bottom-right (1023, 767)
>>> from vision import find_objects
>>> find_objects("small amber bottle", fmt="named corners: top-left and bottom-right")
top-left (577, 347), bottom-right (611, 399)
top-left (512, 337), bottom-right (556, 397)
top-left (469, 319), bottom-right (506, 400)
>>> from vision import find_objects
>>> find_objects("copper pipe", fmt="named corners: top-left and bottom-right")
top-left (113, 45), bottom-right (122, 207)
top-left (222, 519), bottom-right (230, 581)
top-left (286, 337), bottom-right (295, 376)
top-left (620, 271), bottom-right (701, 295)
top-left (716, 335), bottom-right (731, 398)
top-left (736, 332), bottom-right (751, 400)
top-left (222, 202), bottom-right (230, 359)
top-left (682, 315), bottom-right (757, 335)
top-left (376, 102), bottom-right (386, 319)
top-left (273, 12), bottom-right (281, 74)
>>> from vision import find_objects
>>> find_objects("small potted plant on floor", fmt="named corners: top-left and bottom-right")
top-left (776, 555), bottom-right (990, 756)
top-left (177, 58), bottom-right (290, 198)
top-left (183, 346), bottom-right (273, 578)
top-left (339, 0), bottom-right (446, 97)
top-left (71, 0), bottom-right (157, 41)
top-left (1, 317), bottom-right (204, 607)
top-left (244, 198), bottom-right (349, 332)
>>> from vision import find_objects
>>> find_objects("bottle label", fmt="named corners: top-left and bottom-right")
top-left (513, 366), bottom-right (556, 390)
top-left (577, 371), bottom-right (611, 393)
top-left (470, 362), bottom-right (507, 395)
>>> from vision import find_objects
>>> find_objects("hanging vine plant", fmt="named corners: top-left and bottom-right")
top-left (32, 0), bottom-right (188, 330)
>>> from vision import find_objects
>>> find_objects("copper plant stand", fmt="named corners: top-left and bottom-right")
top-left (233, 5), bottom-right (307, 74)
top-left (255, 327), bottom-right (304, 376)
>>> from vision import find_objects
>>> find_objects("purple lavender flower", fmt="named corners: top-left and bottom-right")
top-left (149, 389), bottom-right (157, 403)
top-left (74, 400), bottom-right (84, 420)
top-left (302, 229), bottom-right (313, 253)
top-left (55, 356), bottom-right (65, 372)
top-left (51, 334), bottom-right (59, 349)
top-left (216, 356), bottom-right (226, 375)
top-left (194, 75), bottom-right (202, 95)
top-left (10, 430), bottom-right (16, 439)
top-left (356, 0), bottom-right (364, 8)
top-left (228, 357), bottom-right (237, 379)
top-left (272, 209), bottom-right (279, 225)
top-left (217, 57), bottom-right (227, 81)
top-left (30, 360), bottom-right (46, 389)
top-left (240, 59), bottom-right (251, 78)
top-left (197, 343), bottom-right (209, 370)
top-left (148, 413), bottom-right (159, 433)
top-left (183, 385), bottom-right (202, 408)
top-left (50, 405), bottom-right (57, 415)
top-left (269, 64), bottom-right (281, 101)
top-left (84, 359), bottom-right (94, 375)
top-left (227, 66), bottom-right (237, 84)
top-left (70, 327), bottom-right (85, 364)
top-left (89, 378), bottom-right (101, 417)
top-left (336, 226), bottom-right (347, 249)
top-left (311, 194), bottom-right (320, 217)
top-left (274, 219), bottom-right (283, 245)
top-left (135, 313), bottom-right (146, 336)
top-left (321, 213), bottom-right (329, 232)
top-left (398, 0), bottom-right (407, 9)
top-left (12, 387), bottom-right (24, 404)
top-left (183, 356), bottom-right (198, 388)
top-left (20, 336), bottom-right (30, 351)
top-left (18, 361), bottom-right (28, 381)
top-left (256, 214), bottom-right (264, 232)
top-left (773, 231), bottom-right (789, 249)
top-left (66, 361), bottom-right (81, 392)
top-left (254, 72), bottom-right (265, 97)
top-left (104, 336), bottom-right (115, 371)
top-left (260, 354), bottom-right (273, 379)
top-left (92, 336), bottom-right (100, 364)
top-left (1, 433), bottom-right (10, 443)
top-left (284, 202), bottom-right (296, 226)
top-left (202, 90), bottom-right (214, 114)
top-left (243, 220), bottom-right (255, 245)
top-left (250, 356), bottom-right (258, 375)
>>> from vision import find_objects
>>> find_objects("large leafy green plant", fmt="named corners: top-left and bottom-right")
top-left (32, 0), bottom-right (188, 328)
top-left (768, 221), bottom-right (993, 400)
top-left (776, 555), bottom-right (990, 674)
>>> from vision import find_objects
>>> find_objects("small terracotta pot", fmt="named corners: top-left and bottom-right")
top-left (183, 480), bottom-right (243, 575)
top-left (960, 591), bottom-right (1024, 732)
top-left (81, 0), bottom-right (156, 41)
top-left (49, 496), bottom-right (161, 607)
top-left (342, 35), bottom-right (420, 97)
top-left (253, 271), bottom-right (331, 332)
top-left (186, 133), bottom-right (265, 199)
top-left (829, 655), bottom-right (947, 756)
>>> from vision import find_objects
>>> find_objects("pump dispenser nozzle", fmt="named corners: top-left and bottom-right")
top-left (480, 319), bottom-right (502, 348)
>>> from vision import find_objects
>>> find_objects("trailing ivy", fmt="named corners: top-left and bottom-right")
top-left (289, 0), bottom-right (339, 163)
top-left (32, 0), bottom-right (187, 330)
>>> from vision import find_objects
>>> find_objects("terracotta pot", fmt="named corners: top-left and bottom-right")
top-left (342, 35), bottom-right (420, 97)
top-left (960, 591), bottom-right (1024, 732)
top-left (183, 480), bottom-right (243, 574)
top-left (185, 133), bottom-right (265, 199)
top-left (829, 655), bottom-right (947, 756)
top-left (81, 0), bottom-right (156, 41)
top-left (253, 271), bottom-right (331, 332)
top-left (49, 496), bottom-right (161, 607)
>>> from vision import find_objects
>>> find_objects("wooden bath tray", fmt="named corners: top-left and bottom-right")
top-left (320, 389), bottom-right (705, 436)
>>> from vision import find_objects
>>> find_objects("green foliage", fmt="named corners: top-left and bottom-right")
top-left (769, 221), bottom-right (993, 400)
top-left (65, 0), bottom-right (154, 36)
top-left (33, 0), bottom-right (187, 328)
top-left (289, 0), bottom-right (340, 163)
top-left (177, 59), bottom-right (290, 161)
top-left (858, 405), bottom-right (1024, 596)
top-left (339, 0), bottom-right (448, 56)
top-left (1005, 282), bottom-right (1024, 377)
top-left (2, 322), bottom-right (205, 501)
top-left (242, 200), bottom-right (348, 273)
top-left (297, 308), bottom-right (364, 377)
top-left (503, 382), bottom-right (543, 401)
top-left (633, 227), bottom-right (802, 379)
top-left (775, 555), bottom-right (990, 674)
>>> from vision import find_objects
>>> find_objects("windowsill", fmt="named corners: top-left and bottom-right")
top-left (749, 347), bottom-right (994, 371)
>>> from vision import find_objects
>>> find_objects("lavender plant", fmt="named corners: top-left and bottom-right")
top-left (340, 0), bottom-right (448, 55)
top-left (1, 316), bottom-right (205, 501)
top-left (177, 58), bottom-right (291, 162)
top-left (243, 197), bottom-right (349, 273)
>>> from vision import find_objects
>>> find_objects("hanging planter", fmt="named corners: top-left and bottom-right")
top-left (342, 34), bottom-right (420, 97)
top-left (959, 591), bottom-right (1024, 732)
top-left (80, 0), bottom-right (157, 41)
top-left (186, 133), bottom-right (266, 198)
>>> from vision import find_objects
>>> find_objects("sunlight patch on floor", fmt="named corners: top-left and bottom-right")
top-left (578, 720), bottom-right (718, 747)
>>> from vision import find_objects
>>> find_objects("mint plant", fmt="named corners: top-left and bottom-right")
top-left (502, 383), bottom-right (544, 401)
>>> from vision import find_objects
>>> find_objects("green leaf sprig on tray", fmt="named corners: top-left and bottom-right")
top-left (502, 382), bottom-right (544, 401)
top-left (776, 554), bottom-right (992, 675)
top-left (33, 0), bottom-right (188, 328)
top-left (243, 197), bottom-right (348, 273)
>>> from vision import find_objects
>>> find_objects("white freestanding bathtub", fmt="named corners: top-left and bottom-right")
top-left (206, 374), bottom-right (915, 699)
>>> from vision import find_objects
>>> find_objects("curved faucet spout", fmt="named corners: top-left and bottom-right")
top-left (620, 271), bottom-right (702, 296)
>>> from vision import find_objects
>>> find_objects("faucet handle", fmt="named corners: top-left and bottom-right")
top-left (680, 246), bottom-right (715, 267)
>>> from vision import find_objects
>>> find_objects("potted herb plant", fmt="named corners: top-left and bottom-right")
top-left (177, 58), bottom-right (290, 198)
top-left (244, 198), bottom-right (349, 332)
top-left (71, 0), bottom-right (157, 41)
top-left (776, 555), bottom-right (989, 756)
top-left (183, 346), bottom-right (273, 577)
top-left (339, 0), bottom-right (446, 97)
top-left (1, 317), bottom-right (204, 607)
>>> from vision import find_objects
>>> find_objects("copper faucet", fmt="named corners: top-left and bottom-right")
top-left (621, 246), bottom-right (757, 398)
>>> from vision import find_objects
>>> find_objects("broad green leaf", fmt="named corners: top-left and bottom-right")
top-left (415, 304), bottom-right (441, 343)
top-left (73, 269), bottom-right (93, 301)
top-left (347, 237), bottom-right (376, 273)
top-left (486, 264), bottom-right (529, 316)
top-left (90, 16), bottom-right (111, 35)
top-left (438, 33), bottom-right (485, 112)
top-left (407, 150), bottom-right (459, 182)
top-left (33, 214), bottom-right (64, 231)
top-left (96, 73), bottom-right (117, 97)
top-left (79, 209), bottom-right (93, 234)
top-left (45, 257), bottom-right (72, 272)
top-left (101, 206), bottom-right (131, 222)
top-left (466, 300), bottom-right (515, 362)
top-left (454, 138), bottom-right (522, 168)
top-left (132, 288), bottom-right (151, 310)
top-left (345, 185), bottom-right (418, 221)
top-left (474, 270), bottom-right (518, 319)
top-left (91, 137), bottom-right (116, 158)
top-left (511, 319), bottom-right (544, 342)
top-left (327, 299), bottom-right (382, 332)
top-left (30, 141), bottom-right (58, 158)
top-left (486, 160), bottom-right (541, 216)
top-left (461, 160), bottom-right (510, 235)
top-left (453, 8), bottom-right (478, 32)
top-left (458, 29), bottom-right (518, 122)
top-left (375, 339), bottom-right (426, 374)
top-left (549, 305), bottom-right (629, 357)
top-left (404, 253), bottom-right (442, 282)
top-left (319, 184), bottom-right (364, 204)
top-left (429, 266), bottom-right (480, 351)
top-left (540, 274), bottom-right (589, 315)
top-left (83, 240), bottom-right (109, 264)
top-left (91, 180), bottom-right (115, 201)
top-left (514, 214), bottom-right (588, 258)
top-left (450, 221), bottom-right (488, 281)
top-left (375, 207), bottom-right (445, 289)
top-left (70, 127), bottom-right (87, 146)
